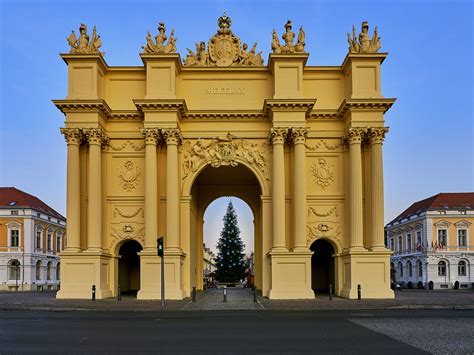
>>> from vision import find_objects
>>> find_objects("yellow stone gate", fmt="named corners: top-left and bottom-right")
top-left (54, 16), bottom-right (395, 299)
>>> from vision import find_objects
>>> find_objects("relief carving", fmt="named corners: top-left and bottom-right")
top-left (306, 223), bottom-right (341, 247)
top-left (113, 207), bottom-right (144, 219)
top-left (311, 158), bottom-right (334, 189)
top-left (307, 206), bottom-right (339, 218)
top-left (182, 134), bottom-right (268, 179)
top-left (109, 140), bottom-right (145, 152)
top-left (109, 224), bottom-right (144, 251)
top-left (117, 160), bottom-right (141, 191)
top-left (306, 139), bottom-right (341, 151)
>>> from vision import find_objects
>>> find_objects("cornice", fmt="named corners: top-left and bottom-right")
top-left (264, 99), bottom-right (316, 117)
top-left (182, 110), bottom-right (264, 121)
top-left (60, 53), bottom-right (108, 70)
top-left (338, 98), bottom-right (396, 117)
top-left (108, 111), bottom-right (143, 121)
top-left (341, 53), bottom-right (388, 71)
top-left (53, 99), bottom-right (112, 117)
top-left (133, 99), bottom-right (187, 117)
top-left (307, 110), bottom-right (340, 120)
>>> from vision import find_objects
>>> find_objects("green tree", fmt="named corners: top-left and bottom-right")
top-left (215, 201), bottom-right (246, 283)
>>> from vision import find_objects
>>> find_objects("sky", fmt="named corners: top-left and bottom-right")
top-left (0, 0), bottom-right (473, 252)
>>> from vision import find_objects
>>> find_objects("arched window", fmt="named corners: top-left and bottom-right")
top-left (8, 260), bottom-right (21, 281)
top-left (36, 260), bottom-right (42, 280)
top-left (408, 262), bottom-right (413, 277)
top-left (35, 225), bottom-right (43, 250)
top-left (46, 229), bottom-right (53, 251)
top-left (56, 234), bottom-right (61, 252)
top-left (418, 260), bottom-right (423, 277)
top-left (398, 262), bottom-right (403, 277)
top-left (47, 261), bottom-right (52, 280)
top-left (458, 260), bottom-right (467, 276)
top-left (438, 260), bottom-right (447, 277)
top-left (56, 262), bottom-right (61, 280)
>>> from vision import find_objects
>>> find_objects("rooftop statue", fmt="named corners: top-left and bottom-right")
top-left (142, 22), bottom-right (177, 54)
top-left (183, 13), bottom-right (263, 67)
top-left (347, 21), bottom-right (381, 53)
top-left (272, 20), bottom-right (306, 54)
top-left (67, 24), bottom-right (104, 55)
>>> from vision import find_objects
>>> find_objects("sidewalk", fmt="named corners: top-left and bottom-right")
top-left (0, 288), bottom-right (472, 312)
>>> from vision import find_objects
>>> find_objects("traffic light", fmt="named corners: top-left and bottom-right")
top-left (157, 237), bottom-right (164, 257)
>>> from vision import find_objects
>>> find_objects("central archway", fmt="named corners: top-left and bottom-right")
top-left (118, 240), bottom-right (142, 295)
top-left (187, 164), bottom-right (263, 293)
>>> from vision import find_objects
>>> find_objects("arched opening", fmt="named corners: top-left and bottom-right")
top-left (118, 240), bottom-right (142, 296)
top-left (56, 262), bottom-right (61, 280)
top-left (310, 239), bottom-right (335, 294)
top-left (8, 259), bottom-right (20, 281)
top-left (47, 261), bottom-right (52, 280)
top-left (188, 164), bottom-right (262, 293)
top-left (36, 260), bottom-right (42, 280)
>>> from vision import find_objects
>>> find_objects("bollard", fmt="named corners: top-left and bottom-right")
top-left (253, 286), bottom-right (257, 303)
top-left (328, 284), bottom-right (333, 300)
top-left (92, 285), bottom-right (96, 301)
top-left (357, 284), bottom-right (361, 300)
top-left (117, 285), bottom-right (121, 301)
top-left (223, 285), bottom-right (227, 302)
top-left (192, 286), bottom-right (196, 302)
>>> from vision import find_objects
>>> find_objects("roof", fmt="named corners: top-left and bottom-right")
top-left (388, 192), bottom-right (474, 226)
top-left (0, 187), bottom-right (65, 220)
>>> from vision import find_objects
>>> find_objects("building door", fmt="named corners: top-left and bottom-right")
top-left (118, 240), bottom-right (142, 294)
top-left (310, 239), bottom-right (335, 294)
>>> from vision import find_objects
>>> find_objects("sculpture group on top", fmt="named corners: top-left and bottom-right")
top-left (65, 18), bottom-right (384, 59)
top-left (347, 21), bottom-right (381, 53)
top-left (271, 20), bottom-right (306, 54)
top-left (67, 23), bottom-right (104, 55)
top-left (142, 22), bottom-right (177, 54)
top-left (184, 13), bottom-right (264, 67)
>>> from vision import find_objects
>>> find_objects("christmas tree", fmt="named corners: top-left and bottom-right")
top-left (215, 201), bottom-right (246, 283)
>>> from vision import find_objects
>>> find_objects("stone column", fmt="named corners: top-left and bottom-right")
top-left (85, 128), bottom-right (106, 252)
top-left (291, 127), bottom-right (308, 251)
top-left (141, 128), bottom-right (160, 251)
top-left (60, 128), bottom-right (82, 252)
top-left (346, 128), bottom-right (366, 250)
top-left (369, 127), bottom-right (389, 250)
top-left (163, 128), bottom-right (182, 251)
top-left (270, 128), bottom-right (288, 251)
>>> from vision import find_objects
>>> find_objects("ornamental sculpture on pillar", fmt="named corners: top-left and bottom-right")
top-left (269, 127), bottom-right (288, 145)
top-left (67, 23), bottom-right (104, 55)
top-left (289, 127), bottom-right (309, 145)
top-left (162, 128), bottom-right (183, 145)
top-left (368, 127), bottom-right (389, 144)
top-left (183, 13), bottom-right (264, 67)
top-left (84, 128), bottom-right (108, 146)
top-left (140, 128), bottom-right (160, 145)
top-left (347, 21), bottom-right (381, 54)
top-left (142, 22), bottom-right (177, 54)
top-left (271, 20), bottom-right (306, 54)
top-left (343, 127), bottom-right (367, 145)
top-left (60, 128), bottom-right (83, 145)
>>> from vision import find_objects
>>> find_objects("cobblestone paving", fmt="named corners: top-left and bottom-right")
top-left (0, 288), bottom-right (472, 312)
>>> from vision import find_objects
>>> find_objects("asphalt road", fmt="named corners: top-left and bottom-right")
top-left (0, 310), bottom-right (472, 354)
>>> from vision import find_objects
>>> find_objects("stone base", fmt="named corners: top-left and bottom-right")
top-left (266, 250), bottom-right (314, 299)
top-left (137, 250), bottom-right (186, 300)
top-left (56, 251), bottom-right (113, 299)
top-left (340, 249), bottom-right (394, 299)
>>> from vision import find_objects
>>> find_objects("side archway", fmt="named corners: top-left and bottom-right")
top-left (310, 238), bottom-right (336, 294)
top-left (117, 239), bottom-right (143, 295)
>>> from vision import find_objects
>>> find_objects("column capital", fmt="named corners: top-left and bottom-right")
top-left (289, 127), bottom-right (309, 145)
top-left (343, 127), bottom-right (367, 145)
top-left (162, 128), bottom-right (183, 146)
top-left (84, 128), bottom-right (108, 146)
top-left (140, 128), bottom-right (160, 145)
top-left (60, 128), bottom-right (83, 145)
top-left (368, 127), bottom-right (389, 145)
top-left (269, 127), bottom-right (288, 145)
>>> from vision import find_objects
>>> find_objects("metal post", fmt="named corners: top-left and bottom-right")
top-left (223, 285), bottom-right (227, 302)
top-left (357, 284), bottom-right (361, 300)
top-left (192, 286), bottom-right (196, 302)
top-left (328, 284), bottom-right (333, 300)
top-left (92, 285), bottom-right (96, 301)
top-left (161, 254), bottom-right (165, 308)
top-left (117, 285), bottom-right (121, 301)
top-left (253, 286), bottom-right (257, 302)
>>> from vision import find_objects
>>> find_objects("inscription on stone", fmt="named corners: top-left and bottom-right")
top-left (205, 87), bottom-right (246, 95)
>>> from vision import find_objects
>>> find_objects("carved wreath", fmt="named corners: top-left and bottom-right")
top-left (118, 160), bottom-right (141, 191)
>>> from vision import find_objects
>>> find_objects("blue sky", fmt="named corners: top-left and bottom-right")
top-left (1, 0), bottom-right (472, 252)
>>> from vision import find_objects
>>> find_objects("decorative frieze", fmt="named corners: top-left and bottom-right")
top-left (109, 140), bottom-right (145, 152)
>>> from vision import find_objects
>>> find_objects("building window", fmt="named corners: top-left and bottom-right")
top-left (8, 260), bottom-right (21, 281)
top-left (408, 262), bottom-right (413, 277)
top-left (438, 260), bottom-right (447, 277)
top-left (458, 260), bottom-right (467, 276)
top-left (418, 260), bottom-right (423, 277)
top-left (36, 261), bottom-right (42, 280)
top-left (47, 262), bottom-right (52, 280)
top-left (36, 229), bottom-right (43, 250)
top-left (56, 236), bottom-right (61, 251)
top-left (458, 229), bottom-right (467, 247)
top-left (11, 210), bottom-right (19, 215)
top-left (399, 262), bottom-right (403, 277)
top-left (437, 229), bottom-right (447, 248)
top-left (47, 231), bottom-right (53, 251)
top-left (56, 263), bottom-right (60, 280)
top-left (416, 230), bottom-right (422, 251)
top-left (406, 233), bottom-right (412, 252)
top-left (398, 236), bottom-right (402, 252)
top-left (390, 238), bottom-right (394, 251)
top-left (10, 230), bottom-right (19, 247)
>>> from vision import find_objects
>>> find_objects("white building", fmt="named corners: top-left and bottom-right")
top-left (0, 187), bottom-right (66, 291)
top-left (385, 193), bottom-right (473, 290)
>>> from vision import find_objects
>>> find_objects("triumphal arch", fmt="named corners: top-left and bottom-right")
top-left (54, 16), bottom-right (395, 299)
